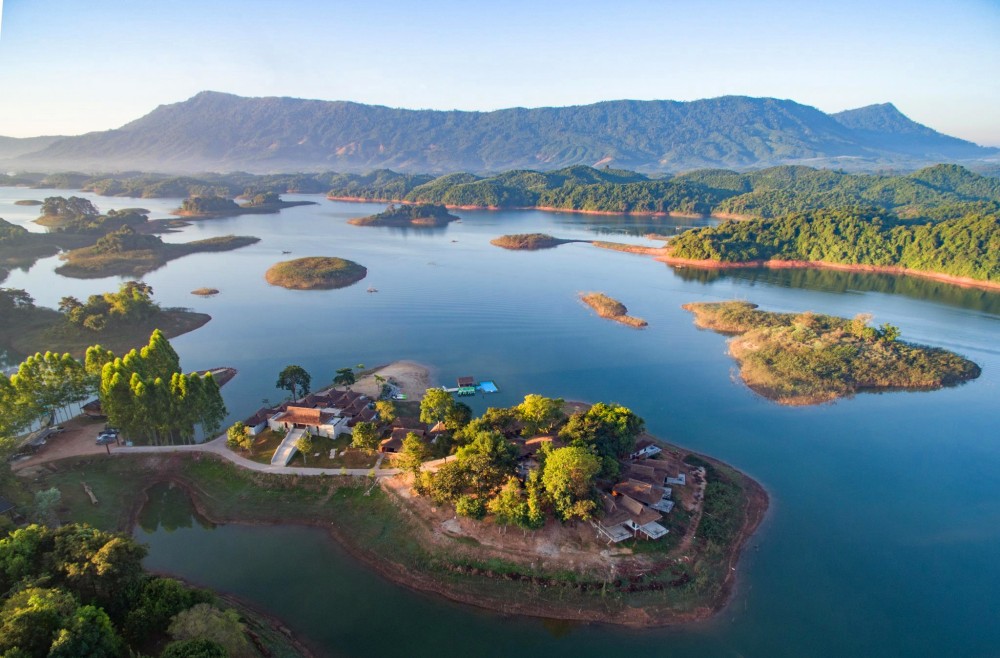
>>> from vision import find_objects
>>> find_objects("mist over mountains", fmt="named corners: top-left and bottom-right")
top-left (5, 92), bottom-right (997, 174)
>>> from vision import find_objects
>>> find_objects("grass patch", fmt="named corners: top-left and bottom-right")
top-left (580, 292), bottom-right (647, 328)
top-left (490, 233), bottom-right (575, 250)
top-left (286, 434), bottom-right (379, 469)
top-left (264, 256), bottom-right (367, 290)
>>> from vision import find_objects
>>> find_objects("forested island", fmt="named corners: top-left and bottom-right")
top-left (265, 256), bottom-right (367, 290)
top-left (684, 301), bottom-right (981, 405)
top-left (490, 233), bottom-right (577, 250)
top-left (348, 203), bottom-right (458, 227)
top-left (0, 281), bottom-right (209, 360)
top-left (666, 208), bottom-right (999, 287)
top-left (173, 192), bottom-right (316, 218)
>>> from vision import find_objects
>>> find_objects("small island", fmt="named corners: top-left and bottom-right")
top-left (265, 256), bottom-right (367, 290)
top-left (191, 287), bottom-right (220, 296)
top-left (581, 292), bottom-right (648, 328)
top-left (55, 226), bottom-right (260, 279)
top-left (684, 301), bottom-right (981, 405)
top-left (490, 233), bottom-right (578, 250)
top-left (173, 192), bottom-right (317, 218)
top-left (348, 203), bottom-right (458, 227)
top-left (14, 199), bottom-right (42, 206)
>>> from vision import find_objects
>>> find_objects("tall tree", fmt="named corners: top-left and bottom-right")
top-left (516, 394), bottom-right (565, 436)
top-left (333, 367), bottom-right (355, 387)
top-left (275, 365), bottom-right (310, 399)
top-left (419, 388), bottom-right (454, 425)
top-left (350, 421), bottom-right (380, 451)
top-left (541, 446), bottom-right (600, 522)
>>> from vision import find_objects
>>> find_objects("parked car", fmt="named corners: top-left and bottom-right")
top-left (96, 430), bottom-right (119, 445)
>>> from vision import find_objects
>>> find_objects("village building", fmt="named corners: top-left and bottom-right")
top-left (593, 493), bottom-right (668, 543)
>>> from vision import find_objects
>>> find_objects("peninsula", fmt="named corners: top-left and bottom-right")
top-left (684, 301), bottom-right (981, 405)
top-left (265, 256), bottom-right (367, 290)
top-left (348, 203), bottom-right (458, 227)
top-left (0, 281), bottom-right (210, 360)
top-left (55, 227), bottom-right (259, 278)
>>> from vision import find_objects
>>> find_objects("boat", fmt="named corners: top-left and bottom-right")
top-left (367, 287), bottom-right (379, 293)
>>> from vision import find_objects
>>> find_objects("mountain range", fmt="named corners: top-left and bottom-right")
top-left (4, 92), bottom-right (997, 174)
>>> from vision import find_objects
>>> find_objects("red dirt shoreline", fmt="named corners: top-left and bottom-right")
top-left (325, 196), bottom-right (728, 219)
top-left (658, 250), bottom-right (1000, 292)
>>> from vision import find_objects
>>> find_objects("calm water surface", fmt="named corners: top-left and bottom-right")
top-left (4, 189), bottom-right (1000, 656)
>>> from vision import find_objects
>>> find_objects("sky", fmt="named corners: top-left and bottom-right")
top-left (0, 0), bottom-right (998, 145)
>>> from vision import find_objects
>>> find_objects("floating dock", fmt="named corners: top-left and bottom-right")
top-left (442, 377), bottom-right (500, 396)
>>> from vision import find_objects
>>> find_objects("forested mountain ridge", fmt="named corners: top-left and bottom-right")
top-left (10, 91), bottom-right (997, 173)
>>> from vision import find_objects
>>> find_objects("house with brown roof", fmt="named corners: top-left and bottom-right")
top-left (612, 478), bottom-right (674, 513)
top-left (268, 405), bottom-right (348, 439)
top-left (593, 493), bottom-right (668, 543)
top-left (379, 427), bottom-right (426, 453)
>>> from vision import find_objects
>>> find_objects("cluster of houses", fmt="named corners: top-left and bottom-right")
top-left (510, 434), bottom-right (689, 544)
top-left (243, 389), bottom-right (444, 459)
top-left (243, 388), bottom-right (689, 544)
top-left (598, 439), bottom-right (690, 544)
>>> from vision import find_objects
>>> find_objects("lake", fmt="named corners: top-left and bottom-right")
top-left (5, 189), bottom-right (1000, 656)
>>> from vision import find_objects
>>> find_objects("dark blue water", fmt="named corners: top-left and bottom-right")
top-left (5, 189), bottom-right (1000, 656)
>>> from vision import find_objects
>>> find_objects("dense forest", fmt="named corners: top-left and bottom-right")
top-left (669, 208), bottom-right (1000, 282)
top-left (0, 522), bottom-right (260, 657)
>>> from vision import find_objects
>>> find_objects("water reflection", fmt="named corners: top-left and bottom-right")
top-left (138, 481), bottom-right (215, 533)
top-left (670, 266), bottom-right (1000, 315)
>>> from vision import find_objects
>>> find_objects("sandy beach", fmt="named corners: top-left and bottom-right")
top-left (350, 360), bottom-right (433, 400)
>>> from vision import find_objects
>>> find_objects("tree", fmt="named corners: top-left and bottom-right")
top-left (48, 604), bottom-right (123, 658)
top-left (455, 430), bottom-right (518, 473)
top-left (333, 367), bottom-right (356, 387)
top-left (0, 586), bottom-right (77, 656)
top-left (123, 577), bottom-right (213, 646)
top-left (541, 446), bottom-right (600, 522)
top-left (419, 388), bottom-right (454, 425)
top-left (167, 604), bottom-right (254, 658)
top-left (374, 399), bottom-right (396, 424)
top-left (32, 488), bottom-right (61, 526)
top-left (879, 322), bottom-right (901, 342)
top-left (560, 402), bottom-right (645, 463)
top-left (226, 422), bottom-right (253, 455)
top-left (516, 394), bottom-right (565, 436)
top-left (350, 421), bottom-right (380, 451)
top-left (275, 365), bottom-right (310, 400)
top-left (487, 477), bottom-right (529, 529)
top-left (295, 433), bottom-right (314, 465)
top-left (398, 432), bottom-right (428, 475)
top-left (455, 495), bottom-right (486, 519)
top-left (444, 401), bottom-right (472, 432)
top-left (0, 288), bottom-right (34, 314)
top-left (162, 638), bottom-right (229, 658)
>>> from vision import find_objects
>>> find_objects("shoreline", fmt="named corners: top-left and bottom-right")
top-left (325, 196), bottom-right (729, 220)
top-left (129, 443), bottom-right (768, 630)
top-left (659, 252), bottom-right (1000, 292)
top-left (127, 428), bottom-right (770, 629)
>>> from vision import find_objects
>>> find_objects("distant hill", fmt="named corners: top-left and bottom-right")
top-left (0, 135), bottom-right (65, 160)
top-left (11, 92), bottom-right (998, 173)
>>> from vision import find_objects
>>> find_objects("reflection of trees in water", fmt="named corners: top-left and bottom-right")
top-left (670, 266), bottom-right (1000, 315)
top-left (138, 482), bottom-right (215, 533)
top-left (556, 214), bottom-right (717, 238)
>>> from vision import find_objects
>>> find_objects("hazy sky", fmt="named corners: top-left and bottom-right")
top-left (1, 0), bottom-right (998, 145)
